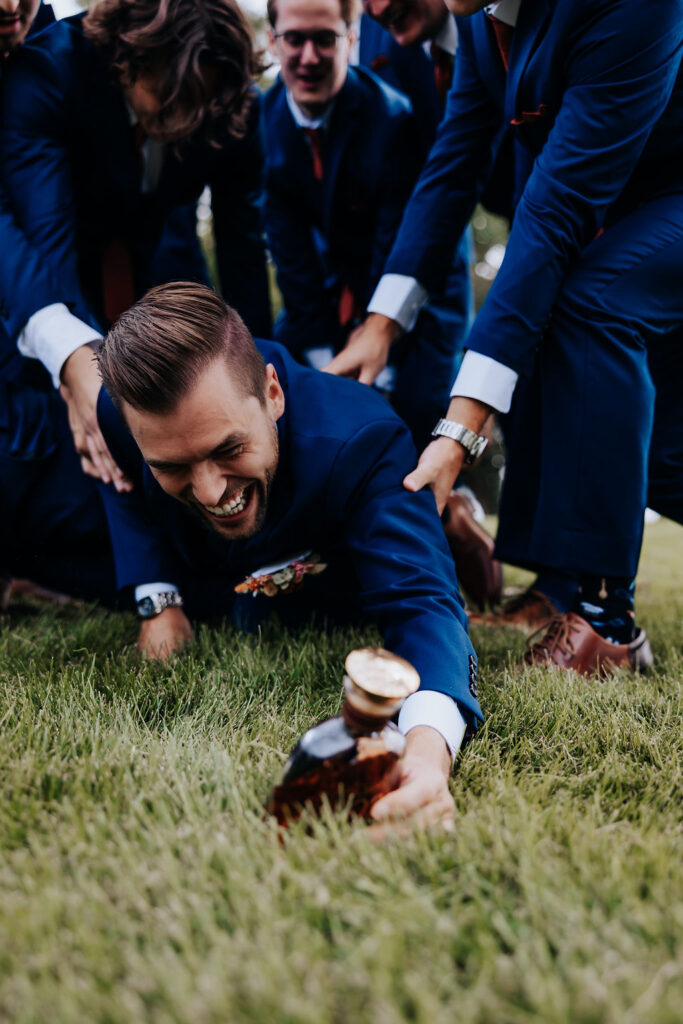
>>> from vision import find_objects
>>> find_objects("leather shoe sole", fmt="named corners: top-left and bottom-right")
top-left (469, 587), bottom-right (559, 635)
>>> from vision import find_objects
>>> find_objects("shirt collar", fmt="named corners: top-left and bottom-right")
top-left (286, 90), bottom-right (336, 130)
top-left (485, 0), bottom-right (522, 27)
top-left (428, 12), bottom-right (458, 56)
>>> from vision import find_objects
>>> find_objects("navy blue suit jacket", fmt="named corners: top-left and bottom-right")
top-left (358, 13), bottom-right (525, 220)
top-left (384, 0), bottom-right (683, 377)
top-left (0, 3), bottom-right (71, 458)
top-left (0, 4), bottom-right (62, 354)
top-left (263, 67), bottom-right (421, 356)
top-left (0, 13), bottom-right (271, 339)
top-left (97, 339), bottom-right (482, 726)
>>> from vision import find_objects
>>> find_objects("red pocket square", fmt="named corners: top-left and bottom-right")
top-left (510, 103), bottom-right (549, 126)
top-left (370, 54), bottom-right (390, 71)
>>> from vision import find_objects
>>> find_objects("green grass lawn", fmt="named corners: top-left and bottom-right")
top-left (0, 519), bottom-right (680, 1023)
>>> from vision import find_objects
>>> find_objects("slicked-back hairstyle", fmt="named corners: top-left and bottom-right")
top-left (267, 0), bottom-right (359, 28)
top-left (98, 282), bottom-right (267, 416)
top-left (84, 0), bottom-right (265, 141)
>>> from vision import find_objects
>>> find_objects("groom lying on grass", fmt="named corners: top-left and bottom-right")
top-left (96, 281), bottom-right (482, 831)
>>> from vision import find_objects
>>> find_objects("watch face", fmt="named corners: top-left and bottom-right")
top-left (137, 596), bottom-right (156, 619)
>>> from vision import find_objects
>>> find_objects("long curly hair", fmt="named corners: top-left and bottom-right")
top-left (84, 0), bottom-right (266, 142)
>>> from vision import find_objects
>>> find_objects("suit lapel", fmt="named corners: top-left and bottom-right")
top-left (470, 0), bottom-right (552, 123)
top-left (504, 0), bottom-right (552, 125)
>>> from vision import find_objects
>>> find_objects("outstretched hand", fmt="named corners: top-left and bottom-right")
top-left (137, 606), bottom-right (194, 660)
top-left (323, 313), bottom-right (399, 385)
top-left (60, 343), bottom-right (132, 491)
top-left (403, 396), bottom-right (493, 513)
top-left (367, 726), bottom-right (454, 840)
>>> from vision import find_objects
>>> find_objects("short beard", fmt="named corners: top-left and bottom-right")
top-left (194, 422), bottom-right (278, 541)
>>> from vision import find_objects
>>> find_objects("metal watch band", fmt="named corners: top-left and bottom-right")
top-left (431, 418), bottom-right (488, 464)
top-left (136, 591), bottom-right (184, 619)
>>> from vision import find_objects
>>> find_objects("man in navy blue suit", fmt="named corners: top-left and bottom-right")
top-left (96, 280), bottom-right (483, 831)
top-left (0, 0), bottom-right (271, 491)
top-left (0, 0), bottom-right (120, 607)
top-left (328, 0), bottom-right (683, 675)
top-left (263, 0), bottom-right (464, 452)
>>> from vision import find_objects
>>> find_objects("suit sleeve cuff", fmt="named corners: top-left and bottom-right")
top-left (450, 350), bottom-right (519, 414)
top-left (398, 690), bottom-right (467, 762)
top-left (17, 303), bottom-right (103, 388)
top-left (134, 582), bottom-right (181, 602)
top-left (367, 274), bottom-right (429, 333)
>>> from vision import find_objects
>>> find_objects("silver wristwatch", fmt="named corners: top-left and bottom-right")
top-left (431, 418), bottom-right (488, 464)
top-left (136, 591), bottom-right (184, 619)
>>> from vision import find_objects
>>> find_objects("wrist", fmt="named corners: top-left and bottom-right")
top-left (367, 312), bottom-right (401, 346)
top-left (136, 591), bottom-right (184, 619)
top-left (60, 342), bottom-right (96, 387)
top-left (445, 395), bottom-right (492, 435)
top-left (405, 726), bottom-right (451, 777)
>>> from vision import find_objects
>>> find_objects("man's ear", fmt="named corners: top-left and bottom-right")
top-left (266, 25), bottom-right (277, 52)
top-left (264, 364), bottom-right (285, 420)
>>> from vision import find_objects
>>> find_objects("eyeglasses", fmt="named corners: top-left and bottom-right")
top-left (272, 29), bottom-right (348, 56)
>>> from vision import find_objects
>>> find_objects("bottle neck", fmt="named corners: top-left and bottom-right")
top-left (341, 698), bottom-right (393, 736)
top-left (341, 675), bottom-right (403, 735)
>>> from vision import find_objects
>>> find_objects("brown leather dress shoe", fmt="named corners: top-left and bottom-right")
top-left (523, 612), bottom-right (653, 677)
top-left (469, 587), bottom-right (559, 634)
top-left (4, 579), bottom-right (80, 608)
top-left (443, 491), bottom-right (503, 610)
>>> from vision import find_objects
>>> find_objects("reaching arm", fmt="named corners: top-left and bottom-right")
top-left (326, 414), bottom-right (482, 831)
top-left (326, 26), bottom-right (502, 383)
top-left (464, 0), bottom-right (683, 376)
top-left (1, 41), bottom-right (128, 484)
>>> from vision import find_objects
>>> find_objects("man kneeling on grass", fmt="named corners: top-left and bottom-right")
top-left (96, 281), bottom-right (482, 830)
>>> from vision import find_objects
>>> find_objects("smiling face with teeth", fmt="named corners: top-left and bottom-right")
top-left (361, 0), bottom-right (448, 48)
top-left (122, 356), bottom-right (285, 540)
top-left (0, 0), bottom-right (39, 52)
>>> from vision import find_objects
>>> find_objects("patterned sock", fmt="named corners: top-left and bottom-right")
top-left (574, 575), bottom-right (636, 644)
top-left (532, 570), bottom-right (579, 613)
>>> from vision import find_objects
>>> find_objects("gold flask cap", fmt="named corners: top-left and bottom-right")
top-left (343, 647), bottom-right (420, 719)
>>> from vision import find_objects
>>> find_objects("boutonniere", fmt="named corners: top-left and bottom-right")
top-left (234, 551), bottom-right (327, 597)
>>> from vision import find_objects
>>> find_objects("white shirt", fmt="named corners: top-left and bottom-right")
top-left (367, 0), bottom-right (523, 414)
top-left (422, 11), bottom-right (458, 59)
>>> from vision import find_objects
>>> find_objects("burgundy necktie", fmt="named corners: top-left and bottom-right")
top-left (338, 284), bottom-right (360, 329)
top-left (488, 14), bottom-right (513, 71)
top-left (305, 127), bottom-right (324, 182)
top-left (430, 42), bottom-right (454, 106)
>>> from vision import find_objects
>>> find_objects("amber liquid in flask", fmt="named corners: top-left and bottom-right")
top-left (269, 647), bottom-right (420, 826)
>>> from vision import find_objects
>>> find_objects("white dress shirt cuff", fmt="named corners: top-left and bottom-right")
top-left (367, 274), bottom-right (429, 334)
top-left (17, 303), bottom-right (103, 388)
top-left (134, 582), bottom-right (180, 602)
top-left (398, 690), bottom-right (468, 762)
top-left (450, 350), bottom-right (519, 414)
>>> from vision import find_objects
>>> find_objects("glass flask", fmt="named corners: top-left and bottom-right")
top-left (269, 647), bottom-right (420, 826)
